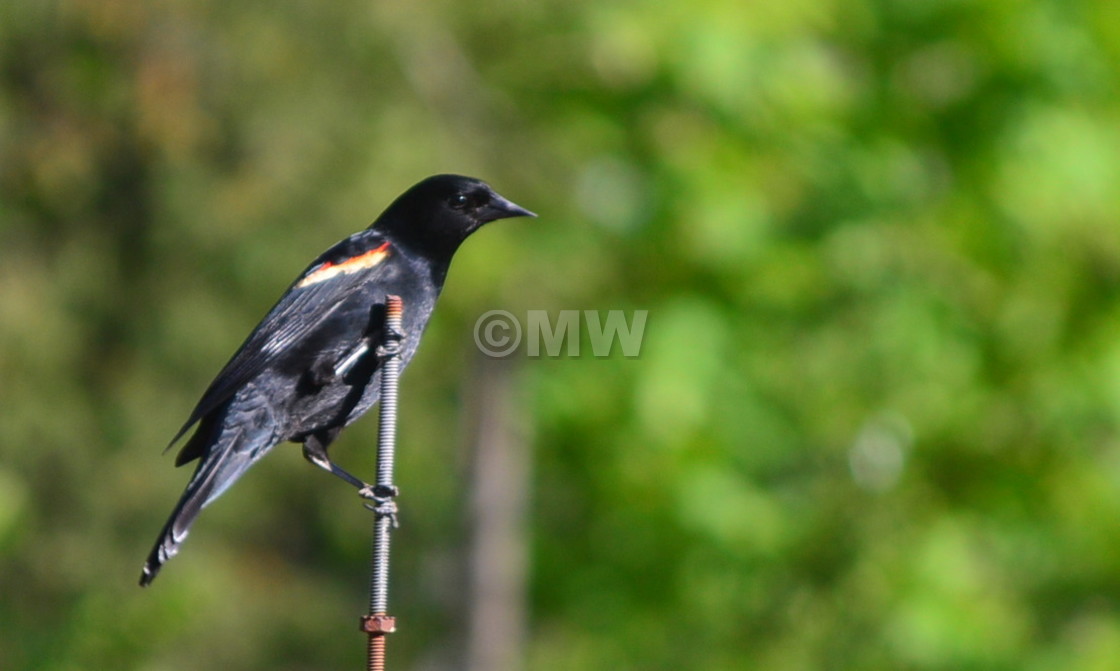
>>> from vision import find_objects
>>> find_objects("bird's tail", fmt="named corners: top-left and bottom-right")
top-left (139, 427), bottom-right (264, 587)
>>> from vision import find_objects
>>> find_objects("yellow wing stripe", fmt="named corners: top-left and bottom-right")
top-left (296, 242), bottom-right (391, 288)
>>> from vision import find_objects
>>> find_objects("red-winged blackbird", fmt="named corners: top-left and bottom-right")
top-left (140, 174), bottom-right (534, 586)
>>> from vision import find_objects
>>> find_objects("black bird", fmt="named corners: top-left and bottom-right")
top-left (140, 174), bottom-right (534, 586)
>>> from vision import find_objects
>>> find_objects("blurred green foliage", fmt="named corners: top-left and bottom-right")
top-left (3, 0), bottom-right (1120, 669)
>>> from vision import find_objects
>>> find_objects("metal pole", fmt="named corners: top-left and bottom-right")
top-left (361, 294), bottom-right (403, 671)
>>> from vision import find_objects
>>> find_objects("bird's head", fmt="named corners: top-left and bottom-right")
top-left (377, 174), bottom-right (536, 255)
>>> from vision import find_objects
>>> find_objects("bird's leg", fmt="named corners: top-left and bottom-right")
top-left (335, 301), bottom-right (403, 379)
top-left (333, 308), bottom-right (405, 378)
top-left (334, 340), bottom-right (371, 378)
top-left (302, 431), bottom-right (375, 495)
top-left (329, 311), bottom-right (405, 380)
top-left (301, 433), bottom-right (397, 522)
top-left (304, 337), bottom-right (373, 389)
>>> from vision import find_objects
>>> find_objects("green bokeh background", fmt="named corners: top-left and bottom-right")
top-left (4, 0), bottom-right (1120, 669)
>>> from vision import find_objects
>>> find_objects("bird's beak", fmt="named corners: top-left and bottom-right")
top-left (483, 193), bottom-right (537, 222)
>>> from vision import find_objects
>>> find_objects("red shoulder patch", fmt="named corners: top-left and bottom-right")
top-left (296, 241), bottom-right (391, 288)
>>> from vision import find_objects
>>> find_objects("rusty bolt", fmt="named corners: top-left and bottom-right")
top-left (361, 615), bottom-right (397, 634)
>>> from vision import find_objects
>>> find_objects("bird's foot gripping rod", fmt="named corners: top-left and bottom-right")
top-left (361, 297), bottom-right (404, 526)
top-left (360, 484), bottom-right (399, 528)
top-left (334, 301), bottom-right (405, 380)
top-left (305, 299), bottom-right (406, 520)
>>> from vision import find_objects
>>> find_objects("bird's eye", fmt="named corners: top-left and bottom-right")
top-left (449, 194), bottom-right (469, 209)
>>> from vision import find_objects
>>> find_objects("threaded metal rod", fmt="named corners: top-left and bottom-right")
top-left (368, 633), bottom-right (386, 671)
top-left (364, 294), bottom-right (403, 671)
top-left (369, 513), bottom-right (393, 615)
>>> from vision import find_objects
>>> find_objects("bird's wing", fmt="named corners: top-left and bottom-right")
top-left (166, 234), bottom-right (394, 448)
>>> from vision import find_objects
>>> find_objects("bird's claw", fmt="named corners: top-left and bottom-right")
top-left (358, 483), bottom-right (399, 500)
top-left (376, 327), bottom-right (404, 359)
top-left (359, 484), bottom-right (400, 527)
top-left (363, 500), bottom-right (399, 527)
